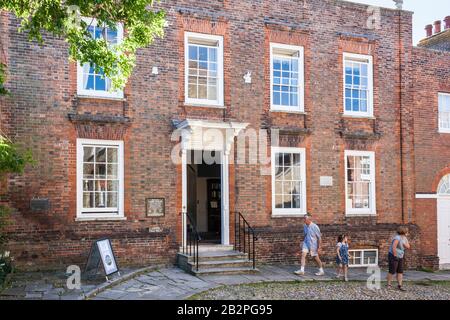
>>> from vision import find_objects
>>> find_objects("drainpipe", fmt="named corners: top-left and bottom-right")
top-left (398, 8), bottom-right (405, 224)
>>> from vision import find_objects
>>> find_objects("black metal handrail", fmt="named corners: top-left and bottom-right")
top-left (234, 212), bottom-right (258, 269)
top-left (182, 212), bottom-right (201, 271)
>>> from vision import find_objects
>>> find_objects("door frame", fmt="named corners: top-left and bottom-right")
top-left (182, 149), bottom-right (230, 247)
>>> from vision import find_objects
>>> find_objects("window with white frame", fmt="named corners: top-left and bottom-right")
top-left (345, 151), bottom-right (376, 215)
top-left (438, 93), bottom-right (450, 132)
top-left (185, 32), bottom-right (224, 107)
top-left (271, 147), bottom-right (307, 215)
top-left (77, 139), bottom-right (124, 219)
top-left (77, 18), bottom-right (124, 99)
top-left (349, 249), bottom-right (378, 267)
top-left (343, 53), bottom-right (373, 117)
top-left (270, 43), bottom-right (304, 112)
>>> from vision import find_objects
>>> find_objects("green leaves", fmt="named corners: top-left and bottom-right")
top-left (0, 0), bottom-right (167, 90)
top-left (0, 63), bottom-right (7, 95)
top-left (0, 136), bottom-right (34, 175)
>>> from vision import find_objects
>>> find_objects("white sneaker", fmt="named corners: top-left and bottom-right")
top-left (315, 270), bottom-right (325, 276)
top-left (294, 269), bottom-right (305, 276)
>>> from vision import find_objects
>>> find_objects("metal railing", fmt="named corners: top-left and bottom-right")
top-left (234, 212), bottom-right (258, 269)
top-left (182, 212), bottom-right (201, 271)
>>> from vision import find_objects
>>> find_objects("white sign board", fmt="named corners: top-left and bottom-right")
top-left (320, 176), bottom-right (333, 187)
top-left (97, 239), bottom-right (118, 276)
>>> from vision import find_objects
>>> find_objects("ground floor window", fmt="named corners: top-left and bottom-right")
top-left (345, 150), bottom-right (376, 215)
top-left (349, 249), bottom-right (378, 267)
top-left (271, 147), bottom-right (306, 215)
top-left (76, 139), bottom-right (124, 219)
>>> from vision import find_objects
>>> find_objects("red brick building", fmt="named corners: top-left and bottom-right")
top-left (0, 1), bottom-right (449, 271)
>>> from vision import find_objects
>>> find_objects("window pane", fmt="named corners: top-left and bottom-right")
top-left (107, 164), bottom-right (118, 179)
top-left (189, 45), bottom-right (197, 60)
top-left (107, 148), bottom-right (118, 163)
top-left (364, 251), bottom-right (377, 265)
top-left (188, 84), bottom-right (197, 99)
top-left (283, 194), bottom-right (292, 208)
top-left (198, 85), bottom-right (207, 99)
top-left (83, 180), bottom-right (94, 191)
top-left (95, 180), bottom-right (107, 192)
top-left (95, 76), bottom-right (106, 91)
top-left (275, 195), bottom-right (283, 208)
top-left (293, 194), bottom-right (301, 208)
top-left (107, 28), bottom-right (118, 44)
top-left (95, 164), bottom-right (106, 178)
top-left (83, 147), bottom-right (95, 162)
top-left (83, 164), bottom-right (94, 179)
top-left (95, 192), bottom-right (106, 207)
top-left (199, 47), bottom-right (208, 61)
top-left (209, 48), bottom-right (217, 62)
top-left (107, 192), bottom-right (118, 208)
top-left (208, 86), bottom-right (217, 100)
top-left (84, 74), bottom-right (95, 90)
top-left (83, 192), bottom-right (94, 208)
top-left (95, 147), bottom-right (106, 162)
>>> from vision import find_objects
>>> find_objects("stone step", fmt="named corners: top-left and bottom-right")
top-left (192, 266), bottom-right (260, 276)
top-left (179, 245), bottom-right (234, 253)
top-left (180, 251), bottom-right (249, 262)
top-left (177, 251), bottom-right (258, 276)
top-left (191, 259), bottom-right (253, 270)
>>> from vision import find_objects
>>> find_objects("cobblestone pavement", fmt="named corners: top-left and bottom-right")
top-left (90, 266), bottom-right (450, 300)
top-left (2, 265), bottom-right (450, 300)
top-left (191, 281), bottom-right (450, 300)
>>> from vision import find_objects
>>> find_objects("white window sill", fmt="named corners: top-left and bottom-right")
top-left (270, 109), bottom-right (306, 115)
top-left (345, 213), bottom-right (377, 217)
top-left (438, 129), bottom-right (450, 134)
top-left (184, 102), bottom-right (225, 109)
top-left (342, 114), bottom-right (375, 120)
top-left (77, 94), bottom-right (125, 101)
top-left (75, 216), bottom-right (127, 222)
top-left (271, 213), bottom-right (306, 218)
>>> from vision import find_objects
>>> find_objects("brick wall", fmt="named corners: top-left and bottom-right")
top-left (412, 47), bottom-right (450, 267)
top-left (0, 0), bottom-right (445, 271)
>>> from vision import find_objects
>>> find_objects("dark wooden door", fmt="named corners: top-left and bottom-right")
top-left (207, 179), bottom-right (221, 238)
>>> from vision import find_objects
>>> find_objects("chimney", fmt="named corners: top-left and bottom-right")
top-left (445, 16), bottom-right (450, 30)
top-left (434, 20), bottom-right (442, 34)
top-left (425, 24), bottom-right (433, 37)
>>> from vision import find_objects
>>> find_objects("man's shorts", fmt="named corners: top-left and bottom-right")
top-left (302, 243), bottom-right (319, 257)
top-left (388, 253), bottom-right (404, 275)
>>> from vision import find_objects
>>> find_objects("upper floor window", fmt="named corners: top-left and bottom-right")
top-left (345, 150), bottom-right (376, 215)
top-left (77, 18), bottom-right (124, 99)
top-left (76, 139), bottom-right (124, 219)
top-left (185, 32), bottom-right (224, 107)
top-left (270, 43), bottom-right (304, 112)
top-left (438, 93), bottom-right (450, 133)
top-left (343, 53), bottom-right (373, 117)
top-left (271, 147), bottom-right (307, 216)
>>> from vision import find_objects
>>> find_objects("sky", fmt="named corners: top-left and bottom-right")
top-left (346, 0), bottom-right (449, 45)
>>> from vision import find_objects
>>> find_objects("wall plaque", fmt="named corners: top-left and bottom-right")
top-left (320, 176), bottom-right (333, 187)
top-left (146, 198), bottom-right (165, 217)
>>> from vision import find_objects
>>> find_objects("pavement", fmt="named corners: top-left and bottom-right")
top-left (2, 265), bottom-right (450, 300)
top-left (90, 266), bottom-right (450, 300)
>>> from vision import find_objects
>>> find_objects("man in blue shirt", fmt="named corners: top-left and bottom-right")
top-left (295, 213), bottom-right (324, 276)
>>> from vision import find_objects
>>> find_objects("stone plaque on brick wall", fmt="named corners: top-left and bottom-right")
top-left (146, 198), bottom-right (165, 217)
top-left (320, 176), bottom-right (333, 187)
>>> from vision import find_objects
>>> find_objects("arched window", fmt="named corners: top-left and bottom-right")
top-left (438, 174), bottom-right (450, 195)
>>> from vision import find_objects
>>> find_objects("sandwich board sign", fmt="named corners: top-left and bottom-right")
top-left (84, 238), bottom-right (120, 281)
